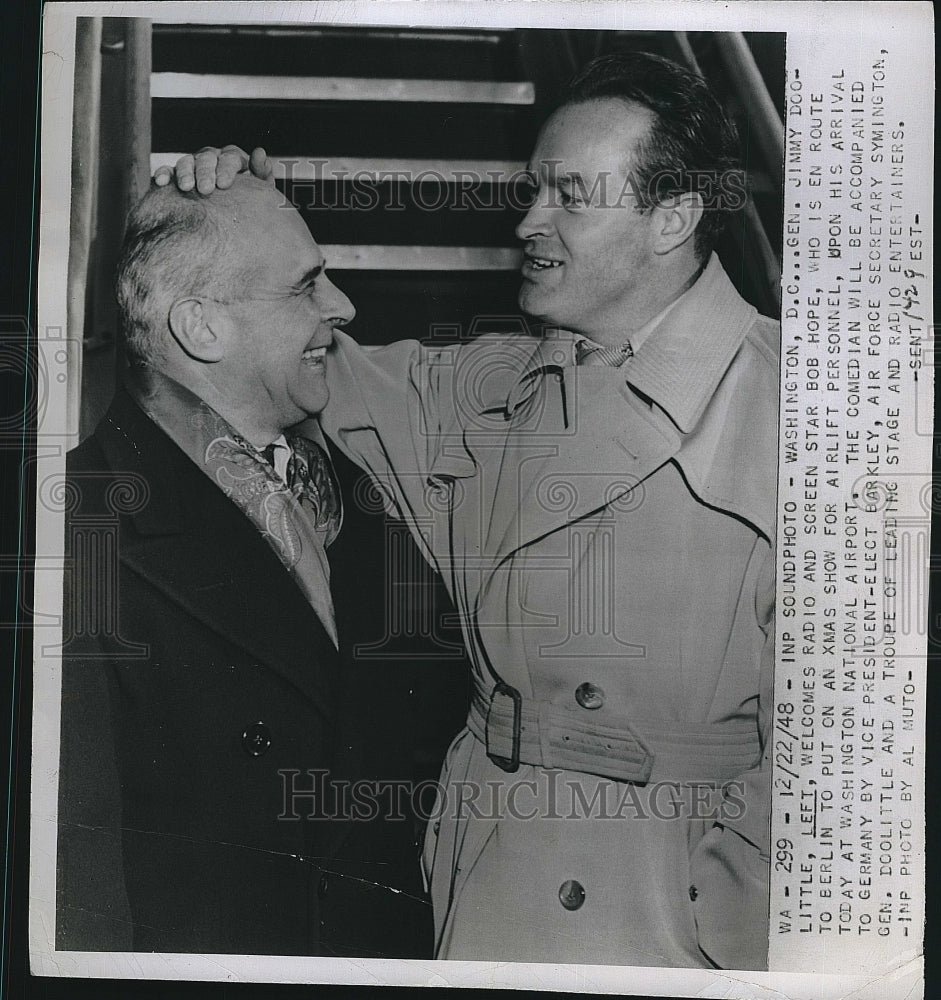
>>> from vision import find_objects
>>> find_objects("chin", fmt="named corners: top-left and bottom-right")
top-left (518, 288), bottom-right (569, 329)
top-left (518, 286), bottom-right (549, 320)
top-left (306, 386), bottom-right (330, 415)
top-left (290, 382), bottom-right (330, 420)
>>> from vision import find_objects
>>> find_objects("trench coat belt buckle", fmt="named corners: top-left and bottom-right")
top-left (469, 676), bottom-right (761, 784)
top-left (485, 680), bottom-right (523, 772)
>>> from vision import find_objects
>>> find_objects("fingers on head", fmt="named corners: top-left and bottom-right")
top-left (250, 147), bottom-right (275, 182)
top-left (173, 153), bottom-right (196, 191)
top-left (194, 150), bottom-right (220, 195)
top-left (216, 149), bottom-right (245, 189)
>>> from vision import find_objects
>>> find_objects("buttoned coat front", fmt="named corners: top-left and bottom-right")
top-left (320, 256), bottom-right (779, 969)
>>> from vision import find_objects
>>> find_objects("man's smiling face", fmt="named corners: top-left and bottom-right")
top-left (215, 186), bottom-right (356, 430)
top-left (516, 98), bottom-right (662, 345)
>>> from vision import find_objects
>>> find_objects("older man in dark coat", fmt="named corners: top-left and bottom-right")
top-left (55, 176), bottom-right (421, 955)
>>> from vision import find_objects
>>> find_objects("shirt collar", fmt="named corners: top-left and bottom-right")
top-left (572, 273), bottom-right (695, 357)
top-left (267, 435), bottom-right (291, 481)
top-left (512, 255), bottom-right (758, 434)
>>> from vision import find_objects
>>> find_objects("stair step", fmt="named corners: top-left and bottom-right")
top-left (151, 73), bottom-right (534, 105)
top-left (151, 154), bottom-right (528, 185)
top-left (152, 99), bottom-right (538, 160)
top-left (149, 157), bottom-right (528, 246)
top-left (294, 187), bottom-right (524, 249)
top-left (152, 24), bottom-right (524, 82)
top-left (322, 245), bottom-right (522, 271)
top-left (331, 271), bottom-right (525, 346)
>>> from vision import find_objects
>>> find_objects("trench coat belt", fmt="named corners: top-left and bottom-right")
top-left (467, 673), bottom-right (761, 784)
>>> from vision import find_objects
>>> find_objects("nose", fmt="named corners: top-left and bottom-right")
top-left (515, 187), bottom-right (556, 242)
top-left (324, 276), bottom-right (356, 327)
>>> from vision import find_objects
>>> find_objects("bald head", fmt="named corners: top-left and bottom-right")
top-left (116, 175), bottom-right (292, 365)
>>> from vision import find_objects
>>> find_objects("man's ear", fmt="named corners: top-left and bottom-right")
top-left (651, 192), bottom-right (704, 255)
top-left (167, 297), bottom-right (224, 362)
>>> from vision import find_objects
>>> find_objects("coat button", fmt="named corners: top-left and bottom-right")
top-left (575, 682), bottom-right (605, 710)
top-left (241, 721), bottom-right (272, 757)
top-left (689, 885), bottom-right (698, 901)
top-left (559, 879), bottom-right (586, 910)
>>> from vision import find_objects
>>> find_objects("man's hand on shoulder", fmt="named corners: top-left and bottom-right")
top-left (153, 145), bottom-right (274, 194)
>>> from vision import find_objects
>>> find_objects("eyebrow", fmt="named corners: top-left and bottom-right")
top-left (291, 261), bottom-right (325, 291)
top-left (529, 170), bottom-right (581, 191)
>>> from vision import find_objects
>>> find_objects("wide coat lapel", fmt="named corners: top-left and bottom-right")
top-left (453, 334), bottom-right (683, 572)
top-left (89, 389), bottom-right (336, 712)
top-left (449, 254), bottom-right (778, 571)
top-left (625, 254), bottom-right (778, 543)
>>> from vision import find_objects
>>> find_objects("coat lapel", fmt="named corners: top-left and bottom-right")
top-left (624, 255), bottom-right (777, 542)
top-left (456, 334), bottom-right (682, 571)
top-left (452, 255), bottom-right (777, 571)
top-left (94, 390), bottom-right (336, 711)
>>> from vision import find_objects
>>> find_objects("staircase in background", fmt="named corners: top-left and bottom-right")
top-left (148, 25), bottom-right (536, 345)
top-left (146, 23), bottom-right (784, 346)
top-left (79, 21), bottom-right (785, 437)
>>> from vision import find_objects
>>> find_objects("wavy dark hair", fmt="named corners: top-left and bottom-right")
top-left (562, 51), bottom-right (744, 260)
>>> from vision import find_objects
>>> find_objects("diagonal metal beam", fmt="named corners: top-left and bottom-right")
top-left (674, 31), bottom-right (781, 307)
top-left (713, 33), bottom-right (785, 174)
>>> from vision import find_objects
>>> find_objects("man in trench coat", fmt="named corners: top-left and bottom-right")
top-left (169, 51), bottom-right (777, 970)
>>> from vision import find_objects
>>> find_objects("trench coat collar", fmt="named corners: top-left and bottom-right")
top-left (458, 254), bottom-right (775, 561)
top-left (464, 335), bottom-right (683, 565)
top-left (625, 253), bottom-right (758, 433)
top-left (507, 254), bottom-right (758, 435)
top-left (86, 386), bottom-right (336, 712)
